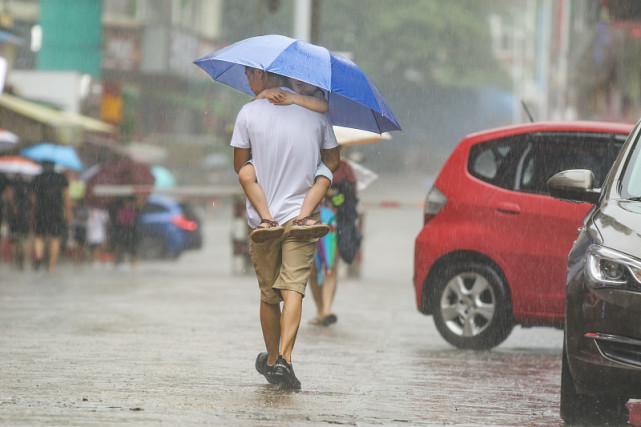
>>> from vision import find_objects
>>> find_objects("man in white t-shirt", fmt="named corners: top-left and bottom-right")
top-left (231, 67), bottom-right (340, 389)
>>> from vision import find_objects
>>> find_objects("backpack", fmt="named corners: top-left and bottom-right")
top-left (330, 181), bottom-right (362, 264)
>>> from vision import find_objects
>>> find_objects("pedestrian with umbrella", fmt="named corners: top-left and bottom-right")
top-left (237, 67), bottom-right (340, 389)
top-left (195, 34), bottom-right (400, 389)
top-left (211, 66), bottom-right (340, 389)
top-left (31, 160), bottom-right (72, 273)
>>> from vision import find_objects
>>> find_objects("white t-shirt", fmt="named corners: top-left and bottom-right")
top-left (230, 92), bottom-right (338, 228)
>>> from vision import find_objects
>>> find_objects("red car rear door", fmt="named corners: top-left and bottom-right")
top-left (486, 133), bottom-right (620, 321)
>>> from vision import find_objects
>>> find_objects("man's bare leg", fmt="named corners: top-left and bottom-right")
top-left (260, 300), bottom-right (281, 365)
top-left (279, 289), bottom-right (303, 362)
top-left (48, 237), bottom-right (60, 273)
top-left (33, 236), bottom-right (44, 261)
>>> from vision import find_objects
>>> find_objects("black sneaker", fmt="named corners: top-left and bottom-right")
top-left (255, 352), bottom-right (279, 384)
top-left (272, 355), bottom-right (301, 389)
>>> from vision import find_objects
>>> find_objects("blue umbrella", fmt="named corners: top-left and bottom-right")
top-left (21, 143), bottom-right (84, 171)
top-left (193, 34), bottom-right (401, 134)
top-left (151, 165), bottom-right (177, 189)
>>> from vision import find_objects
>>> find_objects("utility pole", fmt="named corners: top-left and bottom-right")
top-left (310, 0), bottom-right (321, 44)
top-left (294, 0), bottom-right (311, 41)
top-left (257, 0), bottom-right (264, 35)
top-left (294, 0), bottom-right (321, 43)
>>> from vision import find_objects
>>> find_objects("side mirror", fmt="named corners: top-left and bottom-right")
top-left (547, 169), bottom-right (600, 204)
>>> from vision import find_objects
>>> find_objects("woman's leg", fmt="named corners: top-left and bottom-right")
top-left (308, 262), bottom-right (325, 323)
top-left (321, 264), bottom-right (338, 316)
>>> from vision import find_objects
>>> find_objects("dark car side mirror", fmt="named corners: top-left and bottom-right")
top-left (547, 169), bottom-right (600, 204)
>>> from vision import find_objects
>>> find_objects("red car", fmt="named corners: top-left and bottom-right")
top-left (413, 121), bottom-right (633, 349)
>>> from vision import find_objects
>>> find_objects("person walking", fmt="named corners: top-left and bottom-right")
top-left (112, 196), bottom-right (139, 271)
top-left (231, 67), bottom-right (340, 389)
top-left (85, 205), bottom-right (109, 268)
top-left (308, 159), bottom-right (360, 327)
top-left (31, 161), bottom-right (72, 273)
top-left (6, 173), bottom-right (33, 270)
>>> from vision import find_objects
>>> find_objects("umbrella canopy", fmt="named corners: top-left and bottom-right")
top-left (0, 129), bottom-right (19, 152)
top-left (194, 34), bottom-right (401, 134)
top-left (21, 143), bottom-right (84, 171)
top-left (84, 159), bottom-right (155, 208)
top-left (0, 156), bottom-right (42, 175)
top-left (151, 165), bottom-right (176, 189)
top-left (333, 126), bottom-right (392, 146)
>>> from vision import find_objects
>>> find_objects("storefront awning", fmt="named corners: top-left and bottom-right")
top-left (0, 93), bottom-right (115, 145)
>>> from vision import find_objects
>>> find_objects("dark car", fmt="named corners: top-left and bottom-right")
top-left (137, 194), bottom-right (202, 259)
top-left (413, 121), bottom-right (633, 350)
top-left (548, 122), bottom-right (641, 425)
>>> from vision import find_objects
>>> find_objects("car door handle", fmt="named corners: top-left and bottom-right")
top-left (495, 202), bottom-right (522, 215)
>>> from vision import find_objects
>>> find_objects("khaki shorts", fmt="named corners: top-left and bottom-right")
top-left (249, 213), bottom-right (320, 304)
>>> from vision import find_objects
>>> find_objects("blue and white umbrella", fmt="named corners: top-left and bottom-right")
top-left (21, 143), bottom-right (84, 171)
top-left (151, 165), bottom-right (176, 189)
top-left (193, 34), bottom-right (401, 134)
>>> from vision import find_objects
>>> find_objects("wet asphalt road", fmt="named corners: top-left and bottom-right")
top-left (0, 173), bottom-right (570, 426)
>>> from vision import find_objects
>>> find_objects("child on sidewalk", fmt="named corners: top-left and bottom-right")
top-left (86, 206), bottom-right (109, 267)
top-left (238, 78), bottom-right (335, 243)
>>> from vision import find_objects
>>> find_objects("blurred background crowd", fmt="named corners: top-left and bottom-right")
top-left (0, 0), bottom-right (641, 270)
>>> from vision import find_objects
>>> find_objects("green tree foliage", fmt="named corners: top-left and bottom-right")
top-left (318, 0), bottom-right (511, 89)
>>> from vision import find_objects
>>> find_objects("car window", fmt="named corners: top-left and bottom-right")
top-left (139, 203), bottom-right (168, 214)
top-left (621, 136), bottom-right (641, 198)
top-left (468, 136), bottom-right (527, 190)
top-left (517, 133), bottom-right (624, 195)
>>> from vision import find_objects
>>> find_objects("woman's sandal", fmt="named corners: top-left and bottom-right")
top-left (250, 219), bottom-right (285, 243)
top-left (290, 216), bottom-right (330, 239)
top-left (322, 313), bottom-right (337, 326)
